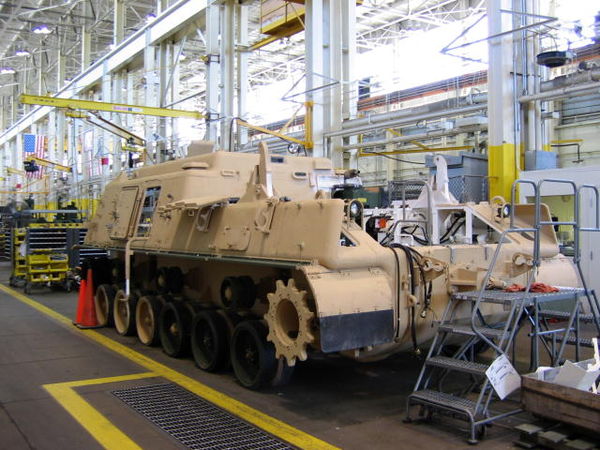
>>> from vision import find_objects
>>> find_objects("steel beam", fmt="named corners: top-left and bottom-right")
top-left (305, 0), bottom-right (325, 157)
top-left (236, 2), bottom-right (249, 147)
top-left (220, 0), bottom-right (235, 152)
top-left (19, 94), bottom-right (203, 119)
top-left (114, 0), bottom-right (125, 45)
top-left (144, 35), bottom-right (157, 162)
top-left (205, 1), bottom-right (220, 143)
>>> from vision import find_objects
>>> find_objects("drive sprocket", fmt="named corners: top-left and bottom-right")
top-left (264, 279), bottom-right (315, 366)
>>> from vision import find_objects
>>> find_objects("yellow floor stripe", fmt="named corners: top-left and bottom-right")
top-left (0, 283), bottom-right (338, 450)
top-left (43, 373), bottom-right (156, 450)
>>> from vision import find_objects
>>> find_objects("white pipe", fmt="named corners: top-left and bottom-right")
top-left (540, 68), bottom-right (600, 92)
top-left (339, 124), bottom-right (486, 151)
top-left (327, 104), bottom-right (487, 139)
top-left (519, 82), bottom-right (600, 103)
top-left (341, 96), bottom-right (487, 130)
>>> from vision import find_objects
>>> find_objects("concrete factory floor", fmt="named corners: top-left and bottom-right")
top-left (0, 261), bottom-right (595, 450)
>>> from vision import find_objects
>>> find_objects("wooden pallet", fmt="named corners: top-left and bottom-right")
top-left (521, 361), bottom-right (600, 433)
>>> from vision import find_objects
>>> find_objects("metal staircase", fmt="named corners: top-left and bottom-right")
top-left (405, 179), bottom-right (600, 444)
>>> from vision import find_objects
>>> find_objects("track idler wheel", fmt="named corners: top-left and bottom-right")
top-left (230, 320), bottom-right (277, 390)
top-left (264, 279), bottom-right (314, 366)
top-left (113, 290), bottom-right (138, 336)
top-left (135, 295), bottom-right (162, 346)
top-left (159, 301), bottom-right (194, 357)
top-left (191, 310), bottom-right (229, 372)
top-left (220, 276), bottom-right (256, 311)
top-left (94, 284), bottom-right (116, 327)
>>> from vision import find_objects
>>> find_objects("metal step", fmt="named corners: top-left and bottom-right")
top-left (426, 356), bottom-right (489, 375)
top-left (541, 334), bottom-right (595, 348)
top-left (438, 323), bottom-right (505, 339)
top-left (538, 310), bottom-right (596, 323)
top-left (409, 389), bottom-right (478, 416)
top-left (453, 288), bottom-right (584, 306)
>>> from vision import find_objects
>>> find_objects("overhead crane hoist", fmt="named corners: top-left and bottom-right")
top-left (23, 156), bottom-right (72, 174)
top-left (66, 110), bottom-right (146, 156)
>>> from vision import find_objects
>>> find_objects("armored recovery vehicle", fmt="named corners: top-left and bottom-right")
top-left (84, 143), bottom-right (577, 389)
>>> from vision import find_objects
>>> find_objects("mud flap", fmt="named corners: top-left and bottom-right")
top-left (319, 309), bottom-right (394, 353)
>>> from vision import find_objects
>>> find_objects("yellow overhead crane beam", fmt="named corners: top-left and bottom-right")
top-left (19, 94), bottom-right (204, 119)
top-left (0, 191), bottom-right (49, 194)
top-left (24, 156), bottom-right (72, 173)
top-left (68, 111), bottom-right (146, 148)
top-left (6, 167), bottom-right (25, 176)
top-left (236, 101), bottom-right (313, 149)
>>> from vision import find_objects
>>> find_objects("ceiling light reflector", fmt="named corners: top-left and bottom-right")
top-left (32, 25), bottom-right (52, 34)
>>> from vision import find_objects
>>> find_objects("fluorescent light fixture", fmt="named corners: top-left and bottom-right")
top-left (0, 67), bottom-right (16, 74)
top-left (15, 49), bottom-right (30, 57)
top-left (32, 25), bottom-right (51, 34)
top-left (145, 13), bottom-right (156, 23)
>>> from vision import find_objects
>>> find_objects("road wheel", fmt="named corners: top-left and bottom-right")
top-left (159, 301), bottom-right (192, 357)
top-left (231, 320), bottom-right (277, 390)
top-left (113, 290), bottom-right (138, 336)
top-left (191, 310), bottom-right (229, 372)
top-left (135, 295), bottom-right (161, 346)
top-left (94, 284), bottom-right (116, 327)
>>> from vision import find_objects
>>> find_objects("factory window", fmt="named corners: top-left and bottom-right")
top-left (136, 186), bottom-right (161, 237)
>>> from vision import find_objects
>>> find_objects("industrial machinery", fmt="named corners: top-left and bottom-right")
top-left (84, 143), bottom-right (579, 389)
top-left (3, 199), bottom-right (105, 292)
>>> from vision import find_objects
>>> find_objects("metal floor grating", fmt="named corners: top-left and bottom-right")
top-left (113, 383), bottom-right (293, 450)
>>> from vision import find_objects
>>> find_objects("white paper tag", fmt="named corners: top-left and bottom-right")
top-left (486, 354), bottom-right (521, 400)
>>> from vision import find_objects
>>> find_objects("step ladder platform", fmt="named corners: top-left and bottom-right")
top-left (409, 389), bottom-right (478, 417)
top-left (541, 334), bottom-right (596, 348)
top-left (426, 356), bottom-right (489, 375)
top-left (538, 310), bottom-right (596, 323)
top-left (438, 324), bottom-right (505, 339)
top-left (454, 288), bottom-right (585, 306)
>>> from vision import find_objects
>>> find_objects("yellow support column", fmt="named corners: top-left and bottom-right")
top-left (488, 143), bottom-right (518, 201)
top-left (487, 0), bottom-right (519, 201)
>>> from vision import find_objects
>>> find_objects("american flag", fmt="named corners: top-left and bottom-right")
top-left (23, 133), bottom-right (46, 179)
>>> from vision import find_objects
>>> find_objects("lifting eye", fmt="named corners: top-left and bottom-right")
top-left (344, 199), bottom-right (364, 226)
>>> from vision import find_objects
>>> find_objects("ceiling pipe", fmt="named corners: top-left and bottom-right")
top-left (339, 124), bottom-right (487, 151)
top-left (340, 95), bottom-right (487, 130)
top-left (519, 81), bottom-right (600, 103)
top-left (539, 67), bottom-right (600, 92)
top-left (327, 103), bottom-right (487, 139)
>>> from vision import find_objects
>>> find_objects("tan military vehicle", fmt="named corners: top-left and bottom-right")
top-left (84, 143), bottom-right (576, 389)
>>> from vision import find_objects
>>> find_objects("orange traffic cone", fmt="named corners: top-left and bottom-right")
top-left (74, 268), bottom-right (100, 329)
top-left (74, 278), bottom-right (87, 325)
